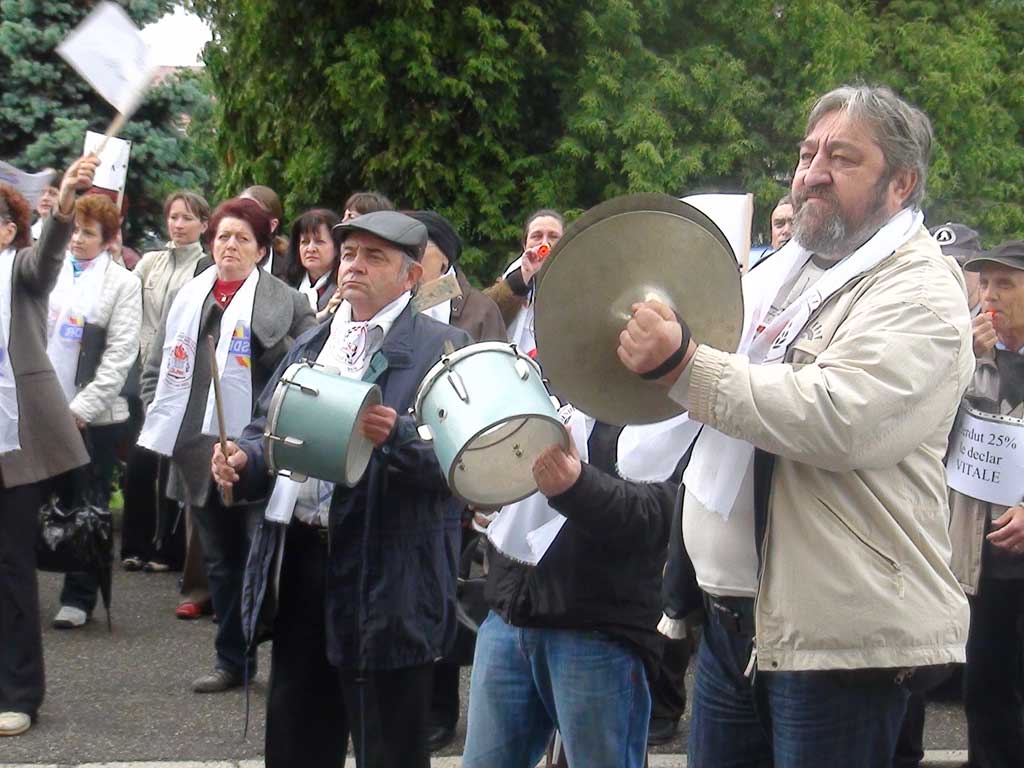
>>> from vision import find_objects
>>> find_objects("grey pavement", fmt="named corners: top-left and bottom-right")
top-left (1, 568), bottom-right (969, 765)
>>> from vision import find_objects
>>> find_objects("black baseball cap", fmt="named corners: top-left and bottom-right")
top-left (964, 240), bottom-right (1024, 273)
top-left (332, 210), bottom-right (428, 261)
top-left (929, 222), bottom-right (981, 266)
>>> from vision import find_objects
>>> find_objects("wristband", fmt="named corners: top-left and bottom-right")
top-left (638, 313), bottom-right (692, 381)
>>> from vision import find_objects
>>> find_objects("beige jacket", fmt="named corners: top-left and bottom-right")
top-left (686, 225), bottom-right (973, 671)
top-left (134, 241), bottom-right (206, 364)
top-left (947, 351), bottom-right (1024, 595)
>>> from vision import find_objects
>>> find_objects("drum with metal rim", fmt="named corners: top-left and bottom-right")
top-left (264, 361), bottom-right (381, 486)
top-left (414, 342), bottom-right (568, 507)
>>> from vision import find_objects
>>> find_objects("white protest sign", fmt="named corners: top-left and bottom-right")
top-left (83, 131), bottom-right (131, 195)
top-left (946, 407), bottom-right (1024, 507)
top-left (682, 193), bottom-right (754, 271)
top-left (57, 1), bottom-right (156, 116)
top-left (0, 162), bottom-right (56, 208)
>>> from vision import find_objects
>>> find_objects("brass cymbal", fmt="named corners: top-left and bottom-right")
top-left (535, 194), bottom-right (744, 426)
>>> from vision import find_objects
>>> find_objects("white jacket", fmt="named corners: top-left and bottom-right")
top-left (686, 225), bottom-right (974, 671)
top-left (68, 259), bottom-right (142, 426)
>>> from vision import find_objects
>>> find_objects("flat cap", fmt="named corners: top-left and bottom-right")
top-left (964, 240), bottom-right (1024, 273)
top-left (929, 222), bottom-right (981, 266)
top-left (332, 210), bottom-right (428, 261)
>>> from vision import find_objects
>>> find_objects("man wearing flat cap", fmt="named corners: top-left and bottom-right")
top-left (212, 211), bottom-right (473, 767)
top-left (947, 240), bottom-right (1024, 768)
top-left (407, 210), bottom-right (506, 344)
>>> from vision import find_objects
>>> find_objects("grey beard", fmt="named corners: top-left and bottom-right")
top-left (793, 201), bottom-right (892, 261)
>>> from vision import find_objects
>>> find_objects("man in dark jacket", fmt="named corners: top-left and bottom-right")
top-left (462, 419), bottom-right (679, 767)
top-left (212, 211), bottom-right (471, 768)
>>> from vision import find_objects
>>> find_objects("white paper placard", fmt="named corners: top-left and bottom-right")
top-left (57, 1), bottom-right (156, 115)
top-left (83, 131), bottom-right (131, 194)
top-left (946, 407), bottom-right (1024, 507)
top-left (682, 193), bottom-right (754, 271)
top-left (0, 161), bottom-right (56, 208)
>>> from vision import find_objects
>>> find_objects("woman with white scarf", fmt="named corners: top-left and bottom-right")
top-left (0, 155), bottom-right (98, 738)
top-left (284, 208), bottom-right (340, 320)
top-left (138, 197), bottom-right (315, 694)
top-left (46, 194), bottom-right (141, 630)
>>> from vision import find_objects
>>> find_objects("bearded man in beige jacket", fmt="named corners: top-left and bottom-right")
top-left (619, 85), bottom-right (973, 766)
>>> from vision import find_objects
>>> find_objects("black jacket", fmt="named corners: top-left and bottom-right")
top-left (237, 304), bottom-right (472, 671)
top-left (485, 422), bottom-right (679, 674)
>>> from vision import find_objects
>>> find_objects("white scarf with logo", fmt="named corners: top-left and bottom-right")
top-left (680, 207), bottom-right (923, 520)
top-left (0, 247), bottom-right (18, 453)
top-left (46, 251), bottom-right (110, 403)
top-left (138, 265), bottom-right (259, 456)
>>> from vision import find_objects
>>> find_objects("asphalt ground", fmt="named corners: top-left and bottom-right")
top-left (1, 566), bottom-right (968, 764)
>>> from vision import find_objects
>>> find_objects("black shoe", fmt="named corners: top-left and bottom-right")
top-left (191, 668), bottom-right (243, 693)
top-left (426, 722), bottom-right (456, 753)
top-left (647, 716), bottom-right (679, 746)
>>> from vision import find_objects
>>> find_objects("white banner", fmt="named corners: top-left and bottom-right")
top-left (57, 1), bottom-right (156, 115)
top-left (0, 162), bottom-right (55, 208)
top-left (682, 193), bottom-right (754, 271)
top-left (83, 131), bottom-right (131, 194)
top-left (946, 407), bottom-right (1024, 507)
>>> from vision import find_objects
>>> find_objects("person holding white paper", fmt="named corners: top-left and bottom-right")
top-left (618, 85), bottom-right (973, 766)
top-left (0, 154), bottom-right (98, 738)
top-left (138, 197), bottom-right (314, 694)
top-left (947, 241), bottom-right (1024, 768)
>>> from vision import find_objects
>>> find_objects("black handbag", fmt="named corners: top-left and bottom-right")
top-left (74, 321), bottom-right (140, 397)
top-left (36, 459), bottom-right (114, 628)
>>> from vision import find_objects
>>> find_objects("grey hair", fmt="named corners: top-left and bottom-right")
top-left (397, 252), bottom-right (419, 280)
top-left (806, 85), bottom-right (933, 209)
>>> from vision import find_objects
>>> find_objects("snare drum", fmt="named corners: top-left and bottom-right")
top-left (265, 361), bottom-right (381, 485)
top-left (414, 342), bottom-right (568, 506)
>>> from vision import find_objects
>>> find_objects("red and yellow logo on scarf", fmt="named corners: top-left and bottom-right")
top-left (228, 321), bottom-right (252, 368)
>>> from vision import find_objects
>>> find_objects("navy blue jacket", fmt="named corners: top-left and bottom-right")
top-left (237, 304), bottom-right (472, 671)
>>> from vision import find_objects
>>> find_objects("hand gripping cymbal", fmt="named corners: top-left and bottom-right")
top-left (535, 194), bottom-right (744, 426)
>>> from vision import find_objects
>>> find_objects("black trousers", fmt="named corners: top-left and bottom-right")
top-left (120, 445), bottom-right (184, 567)
top-left (265, 521), bottom-right (433, 768)
top-left (965, 575), bottom-right (1024, 768)
top-left (0, 480), bottom-right (45, 716)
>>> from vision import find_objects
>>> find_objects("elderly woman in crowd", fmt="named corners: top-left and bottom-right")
top-left (285, 208), bottom-right (340, 319)
top-left (45, 194), bottom-right (142, 630)
top-left (122, 191), bottom-right (210, 592)
top-left (0, 155), bottom-right (97, 738)
top-left (138, 197), bottom-right (315, 693)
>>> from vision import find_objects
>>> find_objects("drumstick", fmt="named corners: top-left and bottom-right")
top-left (207, 335), bottom-right (234, 507)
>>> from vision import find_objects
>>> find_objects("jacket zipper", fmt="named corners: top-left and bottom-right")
top-left (821, 499), bottom-right (905, 598)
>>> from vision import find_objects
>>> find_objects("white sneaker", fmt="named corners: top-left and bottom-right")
top-left (0, 711), bottom-right (31, 736)
top-left (52, 605), bottom-right (88, 629)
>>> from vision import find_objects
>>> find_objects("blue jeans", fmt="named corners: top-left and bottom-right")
top-left (690, 599), bottom-right (910, 768)
top-left (191, 497), bottom-right (259, 675)
top-left (463, 611), bottom-right (650, 768)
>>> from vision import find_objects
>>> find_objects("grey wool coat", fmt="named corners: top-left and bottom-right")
top-left (139, 267), bottom-right (316, 507)
top-left (0, 214), bottom-right (89, 488)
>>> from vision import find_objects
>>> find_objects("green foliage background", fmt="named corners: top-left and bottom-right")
top-left (0, 0), bottom-right (214, 248)
top-left (171, 2), bottom-right (1024, 277)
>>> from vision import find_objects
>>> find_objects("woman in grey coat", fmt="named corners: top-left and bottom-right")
top-left (0, 155), bottom-right (98, 738)
top-left (138, 197), bottom-right (315, 694)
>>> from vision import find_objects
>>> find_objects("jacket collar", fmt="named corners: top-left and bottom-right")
top-left (450, 267), bottom-right (471, 320)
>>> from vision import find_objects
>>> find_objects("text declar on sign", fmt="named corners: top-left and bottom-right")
top-left (945, 407), bottom-right (1024, 507)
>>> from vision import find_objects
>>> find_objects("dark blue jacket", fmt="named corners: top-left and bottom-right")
top-left (237, 304), bottom-right (472, 671)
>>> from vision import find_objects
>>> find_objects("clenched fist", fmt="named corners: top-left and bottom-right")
top-left (617, 300), bottom-right (697, 387)
top-left (57, 154), bottom-right (100, 216)
top-left (359, 404), bottom-right (398, 446)
top-left (972, 311), bottom-right (999, 357)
